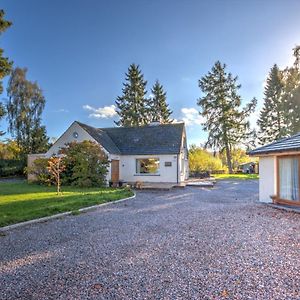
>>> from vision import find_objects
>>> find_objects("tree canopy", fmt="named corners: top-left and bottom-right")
top-left (115, 64), bottom-right (173, 126)
top-left (149, 80), bottom-right (172, 123)
top-left (197, 61), bottom-right (256, 173)
top-left (0, 9), bottom-right (13, 136)
top-left (257, 64), bottom-right (286, 144)
top-left (115, 64), bottom-right (149, 126)
top-left (257, 46), bottom-right (300, 144)
top-left (6, 67), bottom-right (49, 155)
top-left (283, 46), bottom-right (300, 136)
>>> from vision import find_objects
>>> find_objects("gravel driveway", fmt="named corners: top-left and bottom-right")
top-left (1, 180), bottom-right (300, 299)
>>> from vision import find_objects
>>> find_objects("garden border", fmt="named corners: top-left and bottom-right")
top-left (0, 192), bottom-right (136, 232)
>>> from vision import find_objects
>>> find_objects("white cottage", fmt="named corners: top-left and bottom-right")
top-left (249, 133), bottom-right (300, 206)
top-left (33, 121), bottom-right (189, 184)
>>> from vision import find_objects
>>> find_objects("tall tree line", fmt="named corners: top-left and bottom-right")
top-left (115, 64), bottom-right (173, 126)
top-left (257, 46), bottom-right (300, 144)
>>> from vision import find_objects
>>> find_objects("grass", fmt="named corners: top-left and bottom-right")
top-left (0, 181), bottom-right (134, 227)
top-left (212, 173), bottom-right (259, 180)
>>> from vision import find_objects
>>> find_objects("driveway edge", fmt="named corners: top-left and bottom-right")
top-left (0, 192), bottom-right (136, 232)
top-left (267, 203), bottom-right (300, 214)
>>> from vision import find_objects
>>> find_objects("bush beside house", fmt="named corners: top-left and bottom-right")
top-left (28, 141), bottom-right (109, 187)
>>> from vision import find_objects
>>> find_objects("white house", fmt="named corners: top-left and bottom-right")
top-left (30, 121), bottom-right (189, 184)
top-left (249, 133), bottom-right (300, 206)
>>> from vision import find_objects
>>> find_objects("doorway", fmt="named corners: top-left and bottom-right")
top-left (111, 160), bottom-right (120, 184)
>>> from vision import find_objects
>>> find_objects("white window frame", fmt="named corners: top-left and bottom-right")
top-left (136, 158), bottom-right (160, 175)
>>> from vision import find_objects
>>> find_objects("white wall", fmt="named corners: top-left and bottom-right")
top-left (119, 154), bottom-right (179, 183)
top-left (259, 156), bottom-right (276, 203)
top-left (178, 151), bottom-right (188, 182)
top-left (46, 122), bottom-right (97, 157)
top-left (178, 128), bottom-right (189, 182)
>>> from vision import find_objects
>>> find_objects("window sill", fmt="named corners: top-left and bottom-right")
top-left (271, 195), bottom-right (300, 206)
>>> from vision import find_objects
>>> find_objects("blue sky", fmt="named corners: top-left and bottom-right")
top-left (1, 0), bottom-right (300, 146)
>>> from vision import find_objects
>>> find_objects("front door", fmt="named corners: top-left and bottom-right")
top-left (111, 160), bottom-right (119, 184)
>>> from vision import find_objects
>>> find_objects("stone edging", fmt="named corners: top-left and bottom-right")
top-left (0, 192), bottom-right (136, 232)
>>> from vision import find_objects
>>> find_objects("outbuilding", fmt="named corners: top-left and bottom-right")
top-left (238, 161), bottom-right (258, 174)
top-left (248, 133), bottom-right (300, 206)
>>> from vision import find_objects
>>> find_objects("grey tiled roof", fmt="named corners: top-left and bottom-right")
top-left (77, 121), bottom-right (184, 155)
top-left (248, 132), bottom-right (300, 155)
top-left (77, 122), bottom-right (121, 154)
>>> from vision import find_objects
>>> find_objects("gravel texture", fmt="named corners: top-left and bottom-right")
top-left (1, 180), bottom-right (300, 299)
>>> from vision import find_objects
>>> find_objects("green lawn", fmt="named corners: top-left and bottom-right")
top-left (0, 181), bottom-right (134, 227)
top-left (212, 173), bottom-right (259, 180)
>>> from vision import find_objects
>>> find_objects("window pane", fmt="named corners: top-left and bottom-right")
top-left (279, 157), bottom-right (299, 201)
top-left (136, 158), bottom-right (160, 174)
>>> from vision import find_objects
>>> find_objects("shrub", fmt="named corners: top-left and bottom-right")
top-left (0, 159), bottom-right (25, 177)
top-left (0, 140), bottom-right (22, 160)
top-left (27, 157), bottom-right (52, 185)
top-left (189, 145), bottom-right (226, 174)
top-left (27, 141), bottom-right (109, 187)
top-left (60, 141), bottom-right (109, 187)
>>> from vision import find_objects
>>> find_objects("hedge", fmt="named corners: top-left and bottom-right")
top-left (0, 159), bottom-right (25, 177)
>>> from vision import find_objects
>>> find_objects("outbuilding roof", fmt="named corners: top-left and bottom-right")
top-left (76, 121), bottom-right (185, 155)
top-left (248, 132), bottom-right (300, 156)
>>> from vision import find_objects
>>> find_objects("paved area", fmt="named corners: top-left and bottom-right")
top-left (0, 177), bottom-right (25, 183)
top-left (1, 180), bottom-right (300, 299)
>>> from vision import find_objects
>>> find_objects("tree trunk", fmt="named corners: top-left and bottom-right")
top-left (57, 159), bottom-right (60, 195)
top-left (225, 143), bottom-right (233, 174)
top-left (57, 173), bottom-right (60, 195)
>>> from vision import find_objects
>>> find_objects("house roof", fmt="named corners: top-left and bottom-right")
top-left (76, 122), bottom-right (121, 154)
top-left (248, 132), bottom-right (300, 156)
top-left (76, 121), bottom-right (185, 155)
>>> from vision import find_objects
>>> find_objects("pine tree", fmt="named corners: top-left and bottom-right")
top-left (197, 61), bottom-right (256, 174)
top-left (0, 103), bottom-right (5, 136)
top-left (0, 9), bottom-right (13, 136)
top-left (115, 64), bottom-right (149, 126)
top-left (257, 64), bottom-right (286, 145)
top-left (149, 80), bottom-right (172, 123)
top-left (6, 67), bottom-right (49, 154)
top-left (282, 46), bottom-right (300, 135)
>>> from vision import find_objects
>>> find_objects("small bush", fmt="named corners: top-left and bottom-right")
top-left (27, 158), bottom-right (52, 185)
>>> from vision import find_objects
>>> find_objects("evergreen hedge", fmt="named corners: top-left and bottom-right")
top-left (0, 159), bottom-right (25, 177)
